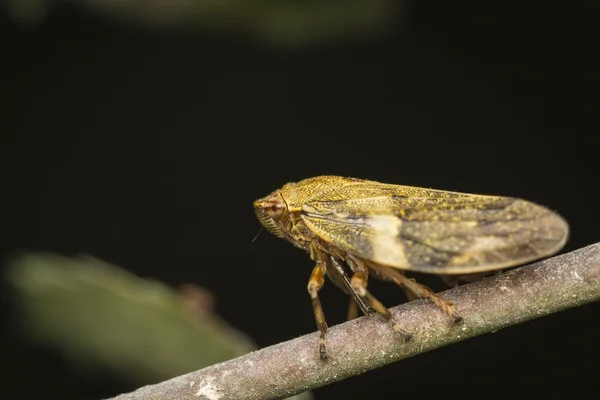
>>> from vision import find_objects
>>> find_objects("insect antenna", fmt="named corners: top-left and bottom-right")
top-left (250, 226), bottom-right (263, 243)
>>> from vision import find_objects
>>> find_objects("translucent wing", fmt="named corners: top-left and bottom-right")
top-left (300, 185), bottom-right (569, 274)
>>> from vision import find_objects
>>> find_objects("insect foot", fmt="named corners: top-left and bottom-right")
top-left (449, 305), bottom-right (464, 324)
top-left (427, 292), bottom-right (463, 324)
top-left (319, 336), bottom-right (328, 360)
top-left (388, 317), bottom-right (413, 341)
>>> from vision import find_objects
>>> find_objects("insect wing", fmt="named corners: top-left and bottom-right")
top-left (301, 186), bottom-right (569, 274)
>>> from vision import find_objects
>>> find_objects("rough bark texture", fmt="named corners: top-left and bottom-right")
top-left (109, 243), bottom-right (600, 400)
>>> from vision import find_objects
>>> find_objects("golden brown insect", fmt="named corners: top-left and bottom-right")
top-left (253, 176), bottom-right (569, 359)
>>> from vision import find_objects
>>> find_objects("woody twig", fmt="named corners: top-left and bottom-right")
top-left (109, 243), bottom-right (600, 400)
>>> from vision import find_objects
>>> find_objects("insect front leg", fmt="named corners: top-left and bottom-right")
top-left (346, 257), bottom-right (412, 341)
top-left (307, 257), bottom-right (329, 360)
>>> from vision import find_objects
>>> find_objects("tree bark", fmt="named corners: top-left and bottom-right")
top-left (109, 243), bottom-right (600, 400)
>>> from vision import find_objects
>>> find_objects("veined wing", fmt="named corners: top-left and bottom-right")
top-left (301, 187), bottom-right (569, 274)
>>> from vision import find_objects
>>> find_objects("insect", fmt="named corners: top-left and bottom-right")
top-left (253, 176), bottom-right (569, 359)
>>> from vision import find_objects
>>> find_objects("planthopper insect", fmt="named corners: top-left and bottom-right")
top-left (253, 176), bottom-right (569, 359)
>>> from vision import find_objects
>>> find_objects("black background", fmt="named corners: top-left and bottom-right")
top-left (3, 2), bottom-right (599, 399)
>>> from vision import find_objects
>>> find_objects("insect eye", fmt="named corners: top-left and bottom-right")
top-left (265, 201), bottom-right (285, 219)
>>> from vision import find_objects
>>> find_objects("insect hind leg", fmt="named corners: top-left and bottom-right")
top-left (372, 263), bottom-right (463, 323)
top-left (347, 267), bottom-right (412, 341)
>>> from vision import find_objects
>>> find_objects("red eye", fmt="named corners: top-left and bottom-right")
top-left (254, 193), bottom-right (287, 220)
top-left (265, 200), bottom-right (285, 219)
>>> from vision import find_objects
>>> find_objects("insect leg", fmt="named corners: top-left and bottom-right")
top-left (346, 258), bottom-right (412, 341)
top-left (347, 297), bottom-right (359, 321)
top-left (373, 264), bottom-right (463, 323)
top-left (325, 262), bottom-right (359, 320)
top-left (308, 260), bottom-right (329, 360)
top-left (326, 256), bottom-right (374, 319)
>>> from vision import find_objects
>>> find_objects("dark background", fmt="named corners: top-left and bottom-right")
top-left (3, 2), bottom-right (599, 399)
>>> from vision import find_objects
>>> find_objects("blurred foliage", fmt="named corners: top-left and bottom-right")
top-left (5, 253), bottom-right (312, 399)
top-left (6, 0), bottom-right (401, 47)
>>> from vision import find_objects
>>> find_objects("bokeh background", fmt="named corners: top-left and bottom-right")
top-left (3, 1), bottom-right (599, 399)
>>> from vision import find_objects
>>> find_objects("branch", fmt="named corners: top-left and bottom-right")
top-left (109, 243), bottom-right (600, 400)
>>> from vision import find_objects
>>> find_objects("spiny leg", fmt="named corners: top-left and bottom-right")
top-left (349, 269), bottom-right (412, 341)
top-left (400, 280), bottom-right (420, 302)
top-left (324, 265), bottom-right (359, 320)
top-left (372, 263), bottom-right (463, 323)
top-left (307, 260), bottom-right (329, 360)
top-left (326, 256), bottom-right (373, 320)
